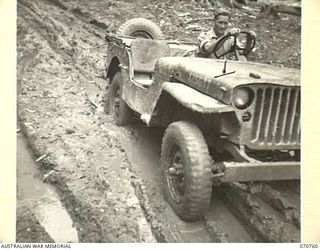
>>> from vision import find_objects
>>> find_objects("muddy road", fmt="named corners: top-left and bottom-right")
top-left (17, 0), bottom-right (301, 242)
top-left (17, 132), bottom-right (78, 243)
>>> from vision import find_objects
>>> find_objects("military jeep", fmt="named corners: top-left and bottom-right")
top-left (104, 18), bottom-right (300, 221)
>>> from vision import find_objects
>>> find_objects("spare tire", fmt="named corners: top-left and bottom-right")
top-left (117, 18), bottom-right (164, 39)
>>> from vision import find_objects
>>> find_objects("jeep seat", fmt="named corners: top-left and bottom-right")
top-left (130, 39), bottom-right (170, 87)
top-left (131, 38), bottom-right (170, 73)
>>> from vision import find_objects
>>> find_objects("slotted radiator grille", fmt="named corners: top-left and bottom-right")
top-left (250, 86), bottom-right (300, 146)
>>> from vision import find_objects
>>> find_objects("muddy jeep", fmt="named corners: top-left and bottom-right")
top-left (104, 18), bottom-right (300, 221)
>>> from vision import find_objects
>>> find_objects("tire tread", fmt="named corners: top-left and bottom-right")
top-left (161, 121), bottom-right (213, 221)
top-left (117, 18), bottom-right (164, 39)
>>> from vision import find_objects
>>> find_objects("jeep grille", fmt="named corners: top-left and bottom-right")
top-left (250, 86), bottom-right (300, 147)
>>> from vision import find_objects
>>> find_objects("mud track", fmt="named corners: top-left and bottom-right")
top-left (17, 0), bottom-right (300, 242)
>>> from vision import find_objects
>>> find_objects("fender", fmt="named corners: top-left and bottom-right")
top-left (106, 57), bottom-right (121, 80)
top-left (106, 42), bottom-right (130, 81)
top-left (159, 82), bottom-right (233, 113)
top-left (143, 82), bottom-right (234, 126)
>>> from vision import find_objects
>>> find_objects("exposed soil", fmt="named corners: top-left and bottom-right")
top-left (17, 132), bottom-right (78, 243)
top-left (16, 204), bottom-right (54, 243)
top-left (17, 0), bottom-right (301, 243)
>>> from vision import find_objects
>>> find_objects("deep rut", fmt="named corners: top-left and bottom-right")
top-left (17, 0), bottom-right (300, 242)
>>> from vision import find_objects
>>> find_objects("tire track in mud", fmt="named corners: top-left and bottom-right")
top-left (17, 0), bottom-right (300, 242)
top-left (111, 123), bottom-right (300, 242)
top-left (220, 181), bottom-right (300, 242)
top-left (17, 133), bottom-right (79, 243)
top-left (105, 124), bottom-right (254, 242)
top-left (18, 0), bottom-right (156, 242)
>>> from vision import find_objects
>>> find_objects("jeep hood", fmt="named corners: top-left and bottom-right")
top-left (156, 57), bottom-right (300, 104)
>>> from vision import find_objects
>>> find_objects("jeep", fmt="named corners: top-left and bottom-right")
top-left (104, 18), bottom-right (300, 221)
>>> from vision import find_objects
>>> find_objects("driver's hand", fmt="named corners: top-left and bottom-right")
top-left (228, 28), bottom-right (241, 35)
top-left (249, 30), bottom-right (257, 38)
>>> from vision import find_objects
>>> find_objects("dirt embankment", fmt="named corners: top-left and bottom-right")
top-left (58, 0), bottom-right (300, 68)
top-left (17, 204), bottom-right (54, 243)
top-left (17, 0), bottom-right (300, 243)
top-left (17, 0), bottom-right (156, 242)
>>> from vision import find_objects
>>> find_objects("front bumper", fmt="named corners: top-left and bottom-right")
top-left (218, 161), bottom-right (300, 182)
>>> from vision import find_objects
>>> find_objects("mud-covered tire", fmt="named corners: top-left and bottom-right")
top-left (117, 18), bottom-right (164, 39)
top-left (105, 72), bottom-right (134, 126)
top-left (161, 121), bottom-right (213, 221)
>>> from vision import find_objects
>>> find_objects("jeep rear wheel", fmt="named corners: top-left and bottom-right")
top-left (106, 72), bottom-right (134, 126)
top-left (117, 18), bottom-right (164, 39)
top-left (161, 121), bottom-right (213, 221)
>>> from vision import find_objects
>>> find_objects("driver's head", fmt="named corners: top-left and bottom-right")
top-left (214, 10), bottom-right (231, 37)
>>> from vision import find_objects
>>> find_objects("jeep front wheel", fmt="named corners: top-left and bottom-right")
top-left (105, 72), bottom-right (134, 126)
top-left (161, 121), bottom-right (213, 221)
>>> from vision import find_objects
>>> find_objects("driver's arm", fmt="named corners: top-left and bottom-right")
top-left (197, 28), bottom-right (241, 56)
top-left (202, 35), bottom-right (234, 55)
top-left (202, 40), bottom-right (218, 54)
top-left (197, 30), bottom-right (218, 56)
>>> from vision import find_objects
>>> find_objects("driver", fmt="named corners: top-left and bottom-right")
top-left (196, 10), bottom-right (257, 58)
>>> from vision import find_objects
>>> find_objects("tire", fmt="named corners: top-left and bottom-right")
top-left (117, 18), bottom-right (164, 39)
top-left (161, 121), bottom-right (213, 221)
top-left (105, 72), bottom-right (134, 126)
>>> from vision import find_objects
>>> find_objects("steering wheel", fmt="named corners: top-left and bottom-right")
top-left (213, 31), bottom-right (256, 60)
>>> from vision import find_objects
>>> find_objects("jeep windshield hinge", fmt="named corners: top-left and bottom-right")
top-left (214, 60), bottom-right (236, 78)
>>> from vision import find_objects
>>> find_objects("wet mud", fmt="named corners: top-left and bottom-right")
top-left (17, 133), bottom-right (78, 243)
top-left (17, 0), bottom-right (301, 242)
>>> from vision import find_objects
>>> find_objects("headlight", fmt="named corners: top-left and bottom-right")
top-left (233, 87), bottom-right (254, 109)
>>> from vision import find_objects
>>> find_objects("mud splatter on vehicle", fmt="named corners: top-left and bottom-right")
top-left (17, 0), bottom-right (300, 242)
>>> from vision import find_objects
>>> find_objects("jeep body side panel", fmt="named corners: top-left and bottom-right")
top-left (106, 37), bottom-right (234, 127)
top-left (121, 71), bottom-right (163, 115)
top-left (105, 39), bottom-right (163, 115)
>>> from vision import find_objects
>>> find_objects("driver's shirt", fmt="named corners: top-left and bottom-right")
top-left (197, 28), bottom-right (233, 58)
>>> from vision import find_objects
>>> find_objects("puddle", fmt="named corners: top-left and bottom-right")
top-left (17, 133), bottom-right (79, 243)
